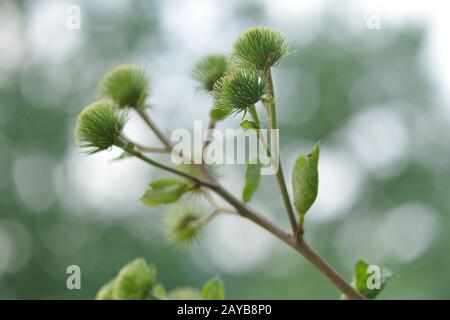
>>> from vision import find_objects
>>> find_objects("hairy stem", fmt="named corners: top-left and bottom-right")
top-left (248, 104), bottom-right (261, 127)
top-left (203, 118), bottom-right (217, 151)
top-left (263, 69), bottom-right (298, 236)
top-left (120, 144), bottom-right (217, 190)
top-left (205, 183), bottom-right (365, 300)
top-left (125, 103), bottom-right (364, 300)
top-left (123, 142), bottom-right (364, 299)
top-left (121, 135), bottom-right (168, 153)
top-left (136, 108), bottom-right (173, 151)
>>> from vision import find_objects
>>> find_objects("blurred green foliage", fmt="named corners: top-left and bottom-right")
top-left (0, 0), bottom-right (448, 299)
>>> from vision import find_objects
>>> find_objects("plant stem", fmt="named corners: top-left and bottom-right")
top-left (122, 145), bottom-right (217, 190)
top-left (125, 103), bottom-right (364, 300)
top-left (205, 183), bottom-right (365, 300)
top-left (263, 69), bottom-right (298, 236)
top-left (203, 118), bottom-right (217, 151)
top-left (248, 105), bottom-right (260, 127)
top-left (121, 135), bottom-right (168, 153)
top-left (123, 143), bottom-right (364, 299)
top-left (136, 108), bottom-right (173, 151)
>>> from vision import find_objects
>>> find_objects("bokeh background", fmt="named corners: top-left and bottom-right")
top-left (1, 0), bottom-right (450, 299)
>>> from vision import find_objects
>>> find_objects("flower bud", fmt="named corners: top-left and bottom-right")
top-left (97, 64), bottom-right (149, 109)
top-left (192, 54), bottom-right (228, 92)
top-left (164, 205), bottom-right (203, 245)
top-left (232, 26), bottom-right (289, 70)
top-left (213, 67), bottom-right (266, 114)
top-left (96, 279), bottom-right (115, 300)
top-left (113, 258), bottom-right (156, 300)
top-left (75, 99), bottom-right (127, 154)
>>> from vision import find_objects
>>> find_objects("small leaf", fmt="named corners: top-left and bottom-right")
top-left (167, 287), bottom-right (200, 300)
top-left (113, 258), bottom-right (156, 300)
top-left (292, 142), bottom-right (320, 217)
top-left (242, 161), bottom-right (261, 202)
top-left (200, 277), bottom-right (225, 300)
top-left (353, 260), bottom-right (394, 299)
top-left (151, 283), bottom-right (167, 300)
top-left (210, 107), bottom-right (231, 121)
top-left (141, 179), bottom-right (195, 206)
top-left (240, 120), bottom-right (259, 130)
top-left (96, 279), bottom-right (115, 300)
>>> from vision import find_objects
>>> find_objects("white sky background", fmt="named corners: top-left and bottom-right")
top-left (0, 0), bottom-right (449, 277)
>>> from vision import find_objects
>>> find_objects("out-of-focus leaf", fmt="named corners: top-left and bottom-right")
top-left (167, 287), bottom-right (200, 300)
top-left (96, 279), bottom-right (115, 300)
top-left (210, 107), bottom-right (231, 121)
top-left (200, 277), bottom-right (225, 300)
top-left (292, 142), bottom-right (320, 217)
top-left (242, 161), bottom-right (261, 202)
top-left (353, 260), bottom-right (394, 299)
top-left (240, 120), bottom-right (259, 130)
top-left (141, 179), bottom-right (195, 206)
top-left (151, 283), bottom-right (167, 300)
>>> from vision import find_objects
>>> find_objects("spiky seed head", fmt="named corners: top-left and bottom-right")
top-left (164, 205), bottom-right (203, 245)
top-left (192, 54), bottom-right (229, 92)
top-left (213, 67), bottom-right (266, 114)
top-left (113, 258), bottom-right (157, 300)
top-left (232, 26), bottom-right (289, 70)
top-left (97, 64), bottom-right (149, 109)
top-left (75, 99), bottom-right (127, 154)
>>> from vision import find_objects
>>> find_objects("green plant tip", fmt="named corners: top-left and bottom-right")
top-left (232, 26), bottom-right (289, 70)
top-left (97, 64), bottom-right (149, 109)
top-left (192, 54), bottom-right (229, 92)
top-left (75, 99), bottom-right (127, 154)
top-left (213, 67), bottom-right (266, 115)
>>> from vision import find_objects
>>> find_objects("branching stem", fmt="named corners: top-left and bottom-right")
top-left (263, 69), bottom-right (298, 236)
top-left (123, 102), bottom-right (365, 300)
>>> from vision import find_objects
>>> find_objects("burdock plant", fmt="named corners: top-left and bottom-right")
top-left (75, 26), bottom-right (392, 300)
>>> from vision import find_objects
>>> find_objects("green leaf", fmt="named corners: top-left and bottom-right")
top-left (200, 277), bottom-right (225, 300)
top-left (95, 279), bottom-right (115, 300)
top-left (141, 179), bottom-right (195, 206)
top-left (151, 283), bottom-right (167, 300)
top-left (242, 161), bottom-right (261, 202)
top-left (240, 120), bottom-right (259, 130)
top-left (113, 258), bottom-right (156, 300)
top-left (353, 260), bottom-right (394, 299)
top-left (292, 141), bottom-right (320, 217)
top-left (210, 107), bottom-right (231, 121)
